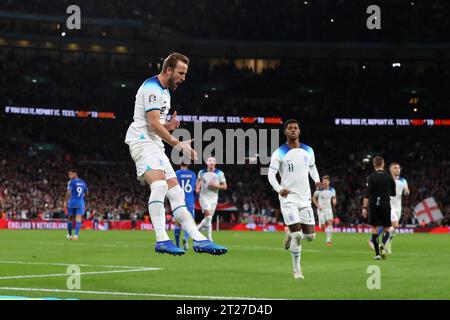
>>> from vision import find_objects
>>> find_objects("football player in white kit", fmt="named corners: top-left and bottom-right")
top-left (312, 175), bottom-right (337, 246)
top-left (386, 162), bottom-right (409, 253)
top-left (195, 157), bottom-right (227, 241)
top-left (124, 52), bottom-right (227, 256)
top-left (268, 119), bottom-right (321, 280)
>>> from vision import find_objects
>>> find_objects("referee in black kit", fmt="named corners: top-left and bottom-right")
top-left (362, 156), bottom-right (396, 260)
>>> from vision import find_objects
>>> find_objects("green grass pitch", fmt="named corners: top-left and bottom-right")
top-left (0, 230), bottom-right (448, 300)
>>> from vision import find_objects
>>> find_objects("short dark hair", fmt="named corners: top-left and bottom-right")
top-left (180, 162), bottom-right (188, 168)
top-left (390, 162), bottom-right (401, 168)
top-left (322, 175), bottom-right (330, 181)
top-left (373, 156), bottom-right (384, 167)
top-left (283, 119), bottom-right (300, 131)
top-left (68, 169), bottom-right (77, 174)
top-left (162, 52), bottom-right (189, 72)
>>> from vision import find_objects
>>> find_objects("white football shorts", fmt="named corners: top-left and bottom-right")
top-left (199, 196), bottom-right (218, 216)
top-left (128, 141), bottom-right (176, 181)
top-left (390, 208), bottom-right (401, 222)
top-left (280, 202), bottom-right (315, 226)
top-left (318, 208), bottom-right (334, 225)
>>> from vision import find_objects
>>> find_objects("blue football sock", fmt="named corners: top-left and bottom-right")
top-left (378, 227), bottom-right (383, 237)
top-left (75, 221), bottom-right (81, 236)
top-left (174, 226), bottom-right (181, 247)
top-left (67, 220), bottom-right (72, 236)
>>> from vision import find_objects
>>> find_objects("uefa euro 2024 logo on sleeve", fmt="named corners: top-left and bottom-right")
top-left (149, 94), bottom-right (157, 104)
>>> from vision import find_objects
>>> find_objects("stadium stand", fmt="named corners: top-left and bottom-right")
top-left (1, 1), bottom-right (449, 227)
top-left (1, 0), bottom-right (449, 41)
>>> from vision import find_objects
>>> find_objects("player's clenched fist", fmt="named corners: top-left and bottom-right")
top-left (279, 188), bottom-right (291, 198)
top-left (165, 111), bottom-right (180, 131)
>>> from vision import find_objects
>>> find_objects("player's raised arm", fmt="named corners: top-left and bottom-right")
top-left (164, 111), bottom-right (180, 132)
top-left (146, 110), bottom-right (178, 146)
top-left (142, 77), bottom-right (196, 159)
top-left (146, 110), bottom-right (197, 160)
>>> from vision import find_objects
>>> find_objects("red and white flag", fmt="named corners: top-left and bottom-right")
top-left (413, 197), bottom-right (443, 223)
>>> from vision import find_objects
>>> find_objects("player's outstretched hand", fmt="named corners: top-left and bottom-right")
top-left (175, 139), bottom-right (198, 161)
top-left (279, 188), bottom-right (291, 198)
top-left (315, 181), bottom-right (322, 189)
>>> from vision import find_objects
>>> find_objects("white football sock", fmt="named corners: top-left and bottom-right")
top-left (389, 226), bottom-right (397, 242)
top-left (166, 185), bottom-right (207, 241)
top-left (148, 181), bottom-right (170, 242)
top-left (304, 233), bottom-right (316, 242)
top-left (197, 218), bottom-right (206, 230)
top-left (203, 216), bottom-right (213, 241)
top-left (326, 226), bottom-right (333, 242)
top-left (289, 231), bottom-right (303, 273)
top-left (299, 229), bottom-right (306, 240)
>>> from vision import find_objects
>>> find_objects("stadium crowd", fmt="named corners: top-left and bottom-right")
top-left (1, 31), bottom-right (449, 227)
top-left (1, 47), bottom-right (449, 121)
top-left (1, 116), bottom-right (449, 227)
top-left (1, 0), bottom-right (449, 42)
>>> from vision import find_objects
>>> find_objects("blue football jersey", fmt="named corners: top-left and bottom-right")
top-left (67, 178), bottom-right (88, 208)
top-left (176, 169), bottom-right (197, 208)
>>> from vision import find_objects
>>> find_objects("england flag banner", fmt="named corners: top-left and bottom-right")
top-left (413, 197), bottom-right (443, 224)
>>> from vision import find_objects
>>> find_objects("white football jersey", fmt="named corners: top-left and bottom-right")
top-left (269, 143), bottom-right (317, 207)
top-left (198, 169), bottom-right (226, 203)
top-left (314, 188), bottom-right (336, 210)
top-left (390, 177), bottom-right (408, 212)
top-left (125, 76), bottom-right (171, 149)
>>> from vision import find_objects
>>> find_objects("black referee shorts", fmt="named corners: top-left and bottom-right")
top-left (368, 205), bottom-right (391, 228)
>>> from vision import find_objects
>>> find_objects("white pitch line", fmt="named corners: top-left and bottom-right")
top-left (31, 241), bottom-right (148, 249)
top-left (0, 260), bottom-right (154, 269)
top-left (232, 245), bottom-right (450, 257)
top-left (0, 268), bottom-right (162, 280)
top-left (0, 287), bottom-right (287, 300)
top-left (231, 245), bottom-right (321, 252)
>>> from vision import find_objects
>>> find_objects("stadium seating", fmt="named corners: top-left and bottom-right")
top-left (1, 0), bottom-right (449, 42)
top-left (1, 116), bottom-right (449, 227)
top-left (1, 1), bottom-right (449, 227)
